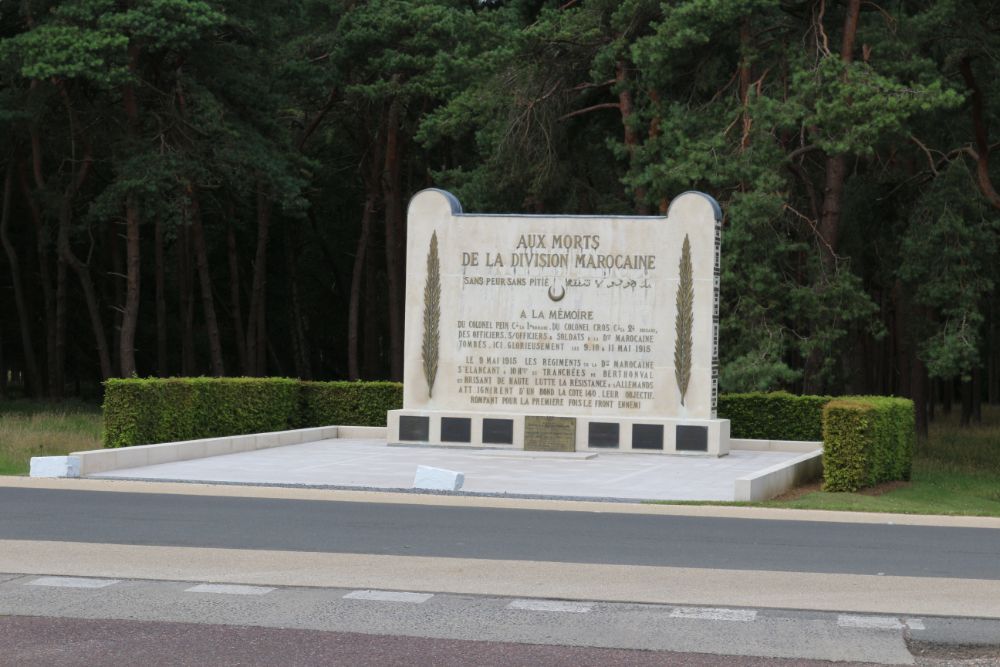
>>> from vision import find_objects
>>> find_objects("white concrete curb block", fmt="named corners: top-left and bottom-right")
top-left (29, 456), bottom-right (81, 478)
top-left (733, 450), bottom-right (823, 502)
top-left (414, 465), bottom-right (465, 491)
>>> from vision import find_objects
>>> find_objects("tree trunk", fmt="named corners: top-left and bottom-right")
top-left (154, 216), bottom-right (168, 376)
top-left (57, 200), bottom-right (113, 380)
top-left (959, 58), bottom-right (1000, 211)
top-left (893, 281), bottom-right (911, 397)
top-left (0, 163), bottom-right (43, 396)
top-left (190, 195), bottom-right (225, 376)
top-left (348, 197), bottom-right (374, 380)
top-left (119, 195), bottom-right (141, 377)
top-left (989, 299), bottom-right (998, 404)
top-left (119, 58), bottom-right (142, 379)
top-left (928, 379), bottom-right (935, 422)
top-left (55, 255), bottom-right (67, 393)
top-left (60, 245), bottom-right (113, 380)
top-left (177, 223), bottom-right (196, 376)
top-left (109, 220), bottom-right (124, 371)
top-left (0, 330), bottom-right (5, 398)
top-left (912, 355), bottom-right (928, 439)
top-left (942, 378), bottom-right (953, 415)
top-left (382, 99), bottom-right (405, 381)
top-left (227, 221), bottom-right (248, 374)
top-left (285, 220), bottom-right (311, 380)
top-left (816, 0), bottom-right (861, 271)
top-left (19, 162), bottom-right (58, 396)
top-left (972, 366), bottom-right (983, 423)
top-left (960, 378), bottom-right (972, 427)
top-left (363, 251), bottom-right (380, 379)
top-left (246, 185), bottom-right (271, 376)
top-left (616, 60), bottom-right (648, 215)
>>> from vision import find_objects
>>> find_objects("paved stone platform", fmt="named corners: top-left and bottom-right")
top-left (91, 440), bottom-right (809, 501)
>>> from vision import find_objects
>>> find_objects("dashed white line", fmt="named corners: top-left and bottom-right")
top-left (669, 606), bottom-right (757, 622)
top-left (507, 599), bottom-right (593, 613)
top-left (28, 576), bottom-right (120, 589)
top-left (838, 614), bottom-right (905, 630)
top-left (343, 590), bottom-right (433, 603)
top-left (185, 584), bottom-right (275, 595)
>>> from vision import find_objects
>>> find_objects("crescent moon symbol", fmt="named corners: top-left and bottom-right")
top-left (548, 285), bottom-right (566, 302)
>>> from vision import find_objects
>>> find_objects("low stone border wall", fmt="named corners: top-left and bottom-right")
top-left (29, 425), bottom-right (390, 478)
top-left (72, 426), bottom-right (340, 476)
top-left (733, 450), bottom-right (824, 502)
top-left (730, 438), bottom-right (821, 453)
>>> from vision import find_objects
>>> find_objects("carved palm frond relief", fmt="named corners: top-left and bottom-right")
top-left (422, 231), bottom-right (441, 398)
top-left (674, 234), bottom-right (693, 406)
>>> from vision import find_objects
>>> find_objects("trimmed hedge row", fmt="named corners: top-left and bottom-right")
top-left (104, 381), bottom-right (915, 493)
top-left (103, 378), bottom-right (402, 448)
top-left (299, 381), bottom-right (404, 428)
top-left (103, 378), bottom-right (300, 448)
top-left (822, 396), bottom-right (915, 492)
top-left (717, 391), bottom-right (830, 441)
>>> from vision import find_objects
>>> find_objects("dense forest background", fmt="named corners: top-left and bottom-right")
top-left (1, 0), bottom-right (999, 435)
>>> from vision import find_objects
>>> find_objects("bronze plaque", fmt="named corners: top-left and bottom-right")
top-left (524, 416), bottom-right (576, 452)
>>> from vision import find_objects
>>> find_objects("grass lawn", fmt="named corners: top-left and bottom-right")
top-left (0, 400), bottom-right (102, 475)
top-left (764, 405), bottom-right (1000, 517)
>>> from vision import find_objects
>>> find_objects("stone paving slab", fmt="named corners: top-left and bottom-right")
top-left (91, 439), bottom-right (807, 501)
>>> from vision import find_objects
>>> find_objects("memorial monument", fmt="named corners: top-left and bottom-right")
top-left (387, 189), bottom-right (730, 455)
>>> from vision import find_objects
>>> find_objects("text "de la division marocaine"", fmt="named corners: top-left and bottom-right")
top-left (460, 234), bottom-right (657, 271)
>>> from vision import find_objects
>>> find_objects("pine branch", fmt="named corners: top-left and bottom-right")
top-left (674, 234), bottom-right (693, 406)
top-left (422, 231), bottom-right (441, 398)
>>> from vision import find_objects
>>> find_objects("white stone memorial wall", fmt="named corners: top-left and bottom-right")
top-left (389, 188), bottom-right (728, 455)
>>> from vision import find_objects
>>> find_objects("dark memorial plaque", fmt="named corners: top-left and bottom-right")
top-left (676, 424), bottom-right (708, 452)
top-left (482, 418), bottom-right (514, 445)
top-left (524, 416), bottom-right (576, 452)
top-left (588, 422), bottom-right (620, 448)
top-left (441, 417), bottom-right (472, 443)
top-left (632, 424), bottom-right (664, 450)
top-left (399, 416), bottom-right (430, 442)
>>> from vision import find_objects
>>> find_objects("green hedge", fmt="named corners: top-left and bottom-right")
top-left (103, 377), bottom-right (302, 448)
top-left (822, 396), bottom-right (915, 492)
top-left (300, 381), bottom-right (404, 428)
top-left (103, 378), bottom-right (403, 448)
top-left (105, 381), bottom-right (915, 494)
top-left (717, 391), bottom-right (831, 441)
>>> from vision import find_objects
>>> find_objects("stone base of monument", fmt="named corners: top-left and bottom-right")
top-left (387, 410), bottom-right (729, 456)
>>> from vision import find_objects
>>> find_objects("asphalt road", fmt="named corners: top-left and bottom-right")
top-left (0, 616), bottom-right (890, 667)
top-left (2, 487), bottom-right (999, 580)
top-left (0, 574), bottom-right (942, 665)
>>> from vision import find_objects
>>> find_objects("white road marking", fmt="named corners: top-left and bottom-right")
top-left (669, 606), bottom-right (757, 622)
top-left (28, 576), bottom-right (120, 589)
top-left (906, 618), bottom-right (926, 631)
top-left (838, 614), bottom-right (905, 630)
top-left (343, 590), bottom-right (433, 603)
top-left (185, 584), bottom-right (275, 595)
top-left (507, 599), bottom-right (593, 613)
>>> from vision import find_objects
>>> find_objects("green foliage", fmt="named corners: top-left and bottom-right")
top-left (717, 392), bottom-right (830, 441)
top-left (103, 378), bottom-right (403, 447)
top-left (2, 0), bottom-right (1000, 408)
top-left (822, 396), bottom-right (915, 492)
top-left (899, 162), bottom-right (999, 380)
top-left (103, 377), bottom-right (301, 447)
top-left (299, 381), bottom-right (403, 428)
